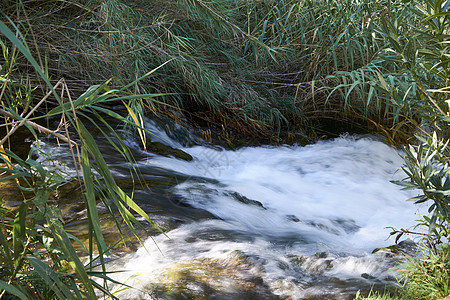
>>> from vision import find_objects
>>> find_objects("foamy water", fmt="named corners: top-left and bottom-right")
top-left (110, 134), bottom-right (423, 298)
top-left (36, 119), bottom-right (424, 299)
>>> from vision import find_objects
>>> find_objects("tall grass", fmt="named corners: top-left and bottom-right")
top-left (2, 0), bottom-right (423, 138)
top-left (180, 0), bottom-right (418, 132)
top-left (0, 15), bottom-right (167, 298)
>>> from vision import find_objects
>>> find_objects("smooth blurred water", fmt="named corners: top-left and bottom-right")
top-left (36, 118), bottom-right (425, 299)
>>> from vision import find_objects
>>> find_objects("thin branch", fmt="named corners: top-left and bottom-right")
top-left (0, 79), bottom-right (65, 147)
top-left (0, 108), bottom-right (77, 146)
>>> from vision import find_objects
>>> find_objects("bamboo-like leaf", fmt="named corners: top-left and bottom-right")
top-left (47, 82), bottom-right (111, 116)
top-left (124, 102), bottom-right (146, 150)
top-left (422, 11), bottom-right (450, 23)
top-left (49, 219), bottom-right (97, 299)
top-left (27, 256), bottom-right (76, 300)
top-left (75, 119), bottom-right (163, 252)
top-left (12, 201), bottom-right (28, 269)
top-left (391, 180), bottom-right (419, 189)
top-left (0, 223), bottom-right (13, 272)
top-left (81, 147), bottom-right (108, 255)
top-left (0, 281), bottom-right (28, 300)
top-left (376, 71), bottom-right (389, 91)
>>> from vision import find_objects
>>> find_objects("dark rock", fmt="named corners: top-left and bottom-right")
top-left (150, 255), bottom-right (281, 300)
top-left (286, 214), bottom-right (300, 222)
top-left (333, 218), bottom-right (360, 234)
top-left (230, 192), bottom-right (266, 209)
top-left (361, 273), bottom-right (376, 280)
top-left (372, 239), bottom-right (418, 256)
top-left (0, 122), bottom-right (35, 161)
top-left (145, 139), bottom-right (193, 161)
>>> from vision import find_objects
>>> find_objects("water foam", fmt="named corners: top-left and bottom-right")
top-left (35, 131), bottom-right (425, 298)
top-left (106, 135), bottom-right (424, 298)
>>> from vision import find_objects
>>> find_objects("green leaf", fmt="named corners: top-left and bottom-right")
top-left (0, 280), bottom-right (28, 300)
top-left (27, 256), bottom-right (77, 300)
top-left (13, 201), bottom-right (28, 269)
top-left (49, 220), bottom-right (97, 299)
top-left (422, 11), bottom-right (450, 23)
top-left (391, 180), bottom-right (418, 189)
top-left (81, 147), bottom-right (108, 255)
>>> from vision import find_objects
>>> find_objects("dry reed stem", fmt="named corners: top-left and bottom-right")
top-left (0, 79), bottom-right (65, 147)
top-left (0, 108), bottom-right (77, 146)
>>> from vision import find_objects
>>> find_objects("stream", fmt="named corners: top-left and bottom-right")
top-left (36, 116), bottom-right (423, 299)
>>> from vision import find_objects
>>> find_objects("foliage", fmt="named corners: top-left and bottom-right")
top-left (379, 1), bottom-right (450, 299)
top-left (0, 0), bottom-right (423, 138)
top-left (382, 0), bottom-right (450, 247)
top-left (354, 289), bottom-right (399, 300)
top-left (0, 15), bottom-right (164, 298)
top-left (398, 246), bottom-right (450, 300)
top-left (357, 246), bottom-right (450, 300)
top-left (375, 0), bottom-right (450, 139)
top-left (392, 134), bottom-right (450, 249)
top-left (355, 245), bottom-right (450, 300)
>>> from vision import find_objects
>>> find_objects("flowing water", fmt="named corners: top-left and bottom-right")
top-left (36, 117), bottom-right (424, 299)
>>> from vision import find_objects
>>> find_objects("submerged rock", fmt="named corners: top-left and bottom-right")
top-left (229, 192), bottom-right (266, 209)
top-left (145, 139), bottom-right (193, 161)
top-left (288, 254), bottom-right (334, 276)
top-left (140, 252), bottom-right (280, 299)
top-left (361, 273), bottom-right (376, 280)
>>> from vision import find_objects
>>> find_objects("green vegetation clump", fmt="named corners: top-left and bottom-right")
top-left (356, 0), bottom-right (450, 298)
top-left (355, 290), bottom-right (400, 300)
top-left (356, 247), bottom-right (450, 300)
top-left (399, 246), bottom-right (450, 300)
top-left (0, 14), bottom-right (167, 297)
top-left (0, 0), bottom-right (430, 139)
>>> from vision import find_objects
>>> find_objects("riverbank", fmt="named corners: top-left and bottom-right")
top-left (0, 0), bottom-right (418, 145)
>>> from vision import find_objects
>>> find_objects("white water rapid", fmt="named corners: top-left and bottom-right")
top-left (37, 119), bottom-right (425, 299)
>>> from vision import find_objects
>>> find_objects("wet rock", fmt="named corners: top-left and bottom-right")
top-left (145, 139), bottom-right (193, 161)
top-left (144, 254), bottom-right (280, 300)
top-left (287, 254), bottom-right (306, 266)
top-left (361, 273), bottom-right (376, 280)
top-left (397, 239), bottom-right (419, 255)
top-left (372, 239), bottom-right (418, 256)
top-left (286, 215), bottom-right (300, 222)
top-left (315, 252), bottom-right (328, 259)
top-left (332, 218), bottom-right (360, 234)
top-left (288, 254), bottom-right (333, 276)
top-left (306, 221), bottom-right (340, 235)
top-left (0, 122), bottom-right (35, 161)
top-left (56, 179), bottom-right (83, 200)
top-left (0, 173), bottom-right (36, 207)
top-left (229, 192), bottom-right (266, 209)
